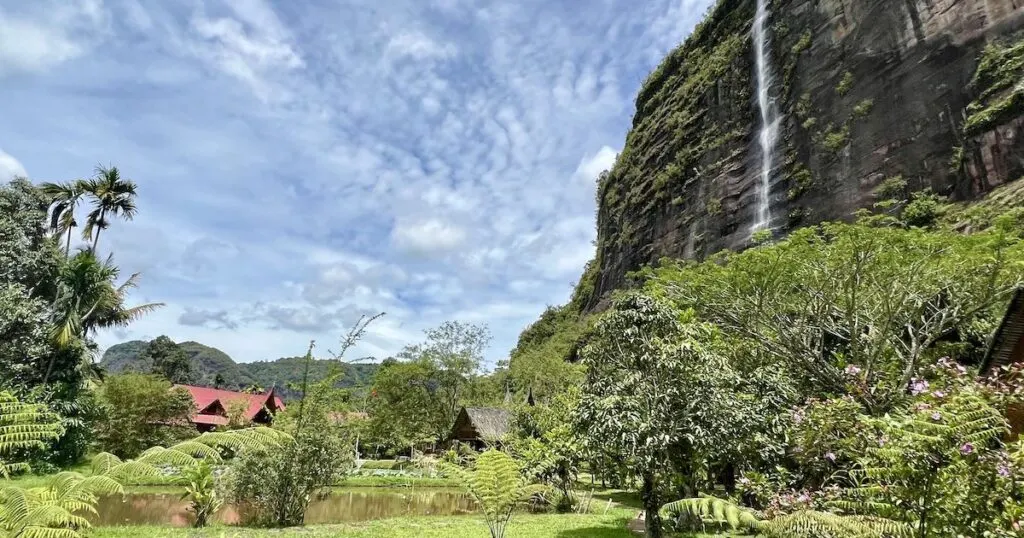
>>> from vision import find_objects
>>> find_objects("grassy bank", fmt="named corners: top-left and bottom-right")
top-left (89, 512), bottom-right (640, 538)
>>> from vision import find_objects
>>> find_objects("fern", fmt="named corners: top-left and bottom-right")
top-left (761, 510), bottom-right (914, 538)
top-left (443, 449), bottom-right (551, 538)
top-left (0, 393), bottom-right (62, 478)
top-left (0, 473), bottom-right (125, 538)
top-left (660, 495), bottom-right (760, 531)
top-left (660, 496), bottom-right (914, 538)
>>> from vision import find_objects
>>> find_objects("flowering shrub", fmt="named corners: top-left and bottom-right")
top-left (789, 396), bottom-right (875, 487)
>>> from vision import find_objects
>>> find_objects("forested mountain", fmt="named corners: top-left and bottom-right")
top-left (100, 339), bottom-right (377, 400)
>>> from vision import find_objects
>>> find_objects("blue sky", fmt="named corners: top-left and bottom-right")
top-left (0, 0), bottom-right (713, 366)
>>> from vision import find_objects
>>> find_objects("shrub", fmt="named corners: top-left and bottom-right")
top-left (95, 373), bottom-right (195, 458)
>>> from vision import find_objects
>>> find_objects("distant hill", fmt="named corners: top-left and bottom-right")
top-left (100, 340), bottom-right (378, 401)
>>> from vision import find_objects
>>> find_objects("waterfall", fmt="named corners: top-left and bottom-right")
top-left (751, 0), bottom-right (779, 234)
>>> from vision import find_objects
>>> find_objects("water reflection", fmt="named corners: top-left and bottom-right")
top-left (93, 488), bottom-right (475, 527)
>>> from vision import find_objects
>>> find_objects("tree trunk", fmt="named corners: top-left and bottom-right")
top-left (641, 472), bottom-right (662, 538)
top-left (64, 228), bottom-right (73, 257)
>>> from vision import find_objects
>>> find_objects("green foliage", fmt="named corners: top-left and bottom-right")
top-left (874, 175), bottom-right (907, 200)
top-left (852, 99), bottom-right (874, 118)
top-left (821, 123), bottom-right (850, 153)
top-left (901, 190), bottom-right (946, 228)
top-left (78, 165), bottom-right (137, 252)
top-left (791, 31), bottom-right (812, 55)
top-left (0, 473), bottom-right (124, 538)
top-left (508, 387), bottom-right (582, 511)
top-left (94, 374), bottom-right (196, 458)
top-left (179, 460), bottom-right (221, 528)
top-left (142, 336), bottom-right (194, 384)
top-left (442, 449), bottom-right (549, 538)
top-left (965, 39), bottom-right (1024, 136)
top-left (645, 219), bottom-right (1024, 412)
top-left (661, 495), bottom-right (760, 532)
top-left (101, 340), bottom-right (378, 399)
top-left (836, 71), bottom-right (855, 96)
top-left (0, 393), bottom-right (61, 478)
top-left (508, 305), bottom-right (586, 403)
top-left (843, 359), bottom-right (1013, 537)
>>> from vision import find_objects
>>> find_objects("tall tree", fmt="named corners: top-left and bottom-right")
top-left (94, 373), bottom-right (195, 458)
top-left (143, 335), bottom-right (194, 384)
top-left (576, 293), bottom-right (736, 538)
top-left (407, 321), bottom-right (491, 430)
top-left (45, 250), bottom-right (163, 384)
top-left (80, 165), bottom-right (137, 252)
top-left (39, 179), bottom-right (87, 256)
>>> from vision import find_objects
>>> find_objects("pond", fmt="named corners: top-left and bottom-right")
top-left (92, 488), bottom-right (476, 527)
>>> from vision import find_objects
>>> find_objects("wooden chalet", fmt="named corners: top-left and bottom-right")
top-left (981, 288), bottom-right (1024, 377)
top-left (448, 407), bottom-right (512, 450)
top-left (175, 385), bottom-right (286, 432)
top-left (980, 288), bottom-right (1024, 437)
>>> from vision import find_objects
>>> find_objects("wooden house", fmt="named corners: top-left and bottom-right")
top-left (175, 384), bottom-right (285, 432)
top-left (448, 407), bottom-right (512, 450)
top-left (980, 288), bottom-right (1024, 437)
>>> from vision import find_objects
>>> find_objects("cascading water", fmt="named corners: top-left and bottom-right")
top-left (751, 0), bottom-right (780, 233)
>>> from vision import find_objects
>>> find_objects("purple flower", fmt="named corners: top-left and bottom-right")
top-left (960, 443), bottom-right (974, 455)
top-left (792, 410), bottom-right (805, 425)
top-left (931, 390), bottom-right (946, 399)
top-left (931, 412), bottom-right (942, 421)
top-left (845, 364), bottom-right (862, 376)
top-left (797, 493), bottom-right (811, 503)
top-left (824, 451), bottom-right (836, 462)
top-left (910, 378), bottom-right (929, 395)
top-left (999, 465), bottom-right (1011, 478)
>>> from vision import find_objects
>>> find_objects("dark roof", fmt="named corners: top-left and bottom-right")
top-left (980, 288), bottom-right (1024, 376)
top-left (457, 407), bottom-right (512, 441)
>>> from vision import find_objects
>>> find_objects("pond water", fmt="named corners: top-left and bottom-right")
top-left (92, 488), bottom-right (475, 527)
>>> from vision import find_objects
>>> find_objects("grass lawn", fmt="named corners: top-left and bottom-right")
top-left (88, 512), bottom-right (641, 538)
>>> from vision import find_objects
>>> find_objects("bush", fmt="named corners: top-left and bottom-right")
top-left (95, 374), bottom-right (195, 458)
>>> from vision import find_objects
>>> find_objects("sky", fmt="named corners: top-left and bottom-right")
top-left (0, 0), bottom-right (714, 367)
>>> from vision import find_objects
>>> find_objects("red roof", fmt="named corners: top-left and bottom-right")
top-left (174, 385), bottom-right (285, 426)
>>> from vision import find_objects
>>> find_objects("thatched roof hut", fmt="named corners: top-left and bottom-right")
top-left (980, 288), bottom-right (1024, 377)
top-left (449, 407), bottom-right (511, 449)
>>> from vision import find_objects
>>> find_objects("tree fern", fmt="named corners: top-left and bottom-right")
top-left (760, 510), bottom-right (914, 538)
top-left (660, 495), bottom-right (913, 538)
top-left (660, 495), bottom-right (761, 532)
top-left (0, 393), bottom-right (62, 477)
top-left (443, 449), bottom-right (550, 538)
top-left (0, 473), bottom-right (124, 538)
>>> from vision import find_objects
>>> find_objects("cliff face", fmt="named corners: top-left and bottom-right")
top-left (577, 0), bottom-right (1024, 312)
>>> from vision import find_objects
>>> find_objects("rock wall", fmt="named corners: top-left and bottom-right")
top-left (576, 0), bottom-right (1024, 312)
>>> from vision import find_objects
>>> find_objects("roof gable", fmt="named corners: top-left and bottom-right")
top-left (176, 385), bottom-right (286, 421)
top-left (981, 288), bottom-right (1024, 377)
top-left (454, 407), bottom-right (511, 441)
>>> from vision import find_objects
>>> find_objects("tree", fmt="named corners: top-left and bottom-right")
top-left (399, 320), bottom-right (491, 431)
top-left (366, 358), bottom-right (447, 453)
top-left (646, 218), bottom-right (1024, 412)
top-left (39, 179), bottom-right (87, 256)
top-left (509, 385), bottom-right (583, 510)
top-left (143, 336), bottom-right (194, 384)
top-left (45, 250), bottom-right (163, 383)
top-left (94, 373), bottom-right (195, 458)
top-left (576, 293), bottom-right (735, 538)
top-left (80, 165), bottom-right (137, 252)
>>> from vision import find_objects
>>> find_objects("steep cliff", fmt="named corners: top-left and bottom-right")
top-left (576, 0), bottom-right (1024, 312)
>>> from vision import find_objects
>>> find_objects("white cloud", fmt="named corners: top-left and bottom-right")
top-left (575, 145), bottom-right (618, 183)
top-left (385, 31), bottom-right (456, 60)
top-left (0, 149), bottom-right (27, 179)
top-left (9, 0), bottom-right (717, 366)
top-left (391, 218), bottom-right (468, 255)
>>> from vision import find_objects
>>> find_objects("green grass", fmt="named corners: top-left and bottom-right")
top-left (341, 475), bottom-right (459, 488)
top-left (88, 512), bottom-right (641, 538)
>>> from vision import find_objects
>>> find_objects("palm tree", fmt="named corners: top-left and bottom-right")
top-left (39, 179), bottom-right (87, 256)
top-left (80, 165), bottom-right (138, 252)
top-left (44, 250), bottom-right (163, 385)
